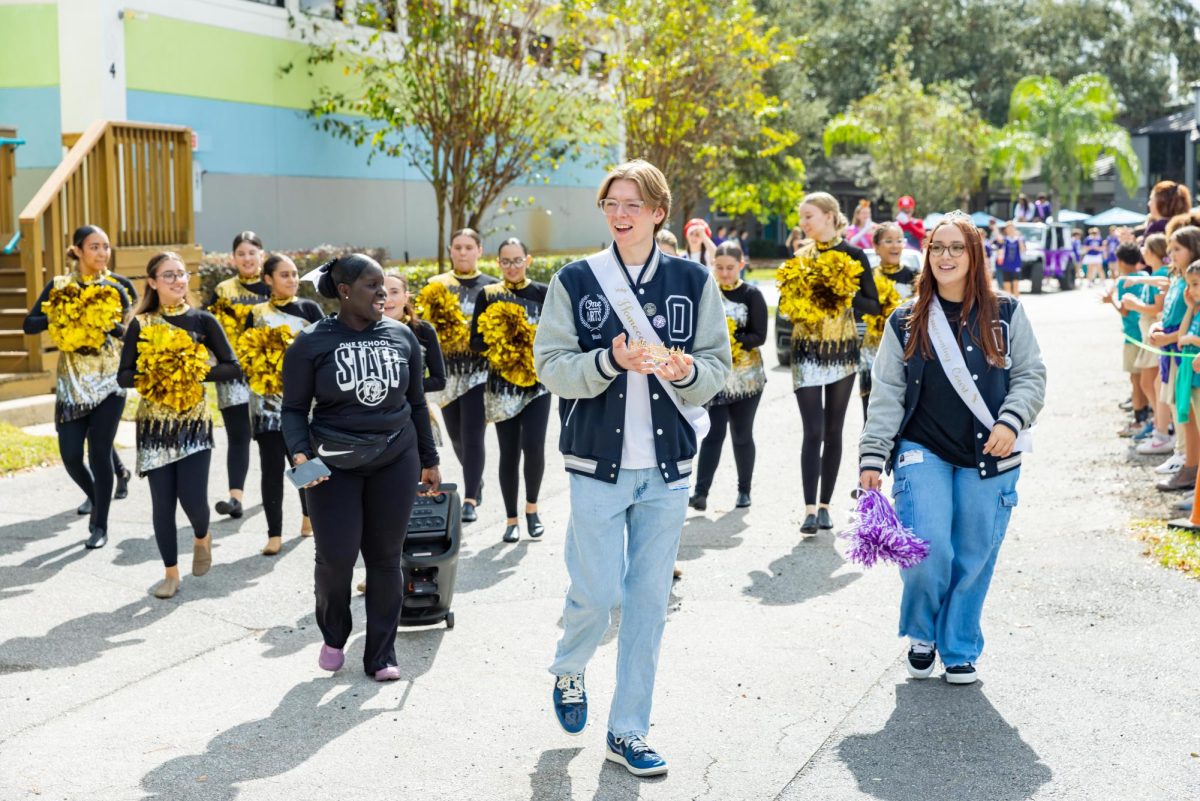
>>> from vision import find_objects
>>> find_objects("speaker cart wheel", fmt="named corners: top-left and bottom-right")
top-left (1029, 259), bottom-right (1044, 294)
top-left (445, 611), bottom-right (455, 629)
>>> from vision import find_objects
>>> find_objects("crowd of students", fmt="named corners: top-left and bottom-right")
top-left (1102, 181), bottom-right (1200, 508)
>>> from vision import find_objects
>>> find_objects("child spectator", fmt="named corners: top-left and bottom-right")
top-left (1105, 242), bottom-right (1151, 435)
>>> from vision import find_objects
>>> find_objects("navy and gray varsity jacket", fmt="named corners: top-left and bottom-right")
top-left (859, 295), bottom-right (1046, 479)
top-left (533, 244), bottom-right (732, 484)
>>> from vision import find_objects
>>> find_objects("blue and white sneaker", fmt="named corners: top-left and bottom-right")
top-left (605, 732), bottom-right (668, 777)
top-left (553, 672), bottom-right (587, 735)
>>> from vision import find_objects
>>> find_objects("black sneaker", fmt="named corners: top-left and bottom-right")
top-left (735, 492), bottom-right (751, 508)
top-left (85, 525), bottom-right (108, 550)
top-left (688, 494), bottom-right (707, 511)
top-left (800, 514), bottom-right (818, 534)
top-left (215, 498), bottom-right (244, 518)
top-left (944, 663), bottom-right (977, 685)
top-left (461, 502), bottom-right (478, 523)
top-left (817, 508), bottom-right (834, 530)
top-left (526, 513), bottom-right (545, 539)
top-left (114, 467), bottom-right (131, 500)
top-left (77, 498), bottom-right (93, 516)
top-left (906, 643), bottom-right (936, 679)
top-left (502, 524), bottom-right (519, 543)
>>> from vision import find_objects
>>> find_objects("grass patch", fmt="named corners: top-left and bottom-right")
top-left (0, 422), bottom-right (60, 475)
top-left (121, 385), bottom-right (224, 427)
top-left (746, 268), bottom-right (776, 285)
top-left (1129, 519), bottom-right (1200, 579)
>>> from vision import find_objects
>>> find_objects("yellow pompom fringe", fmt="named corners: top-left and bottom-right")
top-left (44, 283), bottom-right (123, 353)
top-left (134, 323), bottom-right (210, 414)
top-left (416, 282), bottom-right (471, 354)
top-left (476, 300), bottom-right (538, 388)
top-left (236, 324), bottom-right (295, 397)
top-left (208, 297), bottom-right (251, 346)
top-left (776, 247), bottom-right (863, 333)
top-left (863, 271), bottom-right (903, 348)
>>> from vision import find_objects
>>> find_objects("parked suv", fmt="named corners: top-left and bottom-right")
top-left (1011, 222), bottom-right (1077, 294)
top-left (774, 248), bottom-right (921, 367)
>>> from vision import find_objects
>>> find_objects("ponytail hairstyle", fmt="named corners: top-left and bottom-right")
top-left (130, 251), bottom-right (186, 319)
top-left (66, 224), bottom-right (110, 266)
top-left (315, 253), bottom-right (378, 300)
top-left (713, 240), bottom-right (743, 262)
top-left (232, 230), bottom-right (264, 252)
top-left (1152, 181), bottom-right (1192, 220)
top-left (383, 268), bottom-right (421, 332)
top-left (497, 236), bottom-right (529, 257)
top-left (797, 192), bottom-right (849, 236)
top-left (262, 252), bottom-right (293, 279)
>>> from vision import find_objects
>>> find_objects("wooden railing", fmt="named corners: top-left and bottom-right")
top-left (0, 126), bottom-right (19, 248)
top-left (17, 120), bottom-right (194, 371)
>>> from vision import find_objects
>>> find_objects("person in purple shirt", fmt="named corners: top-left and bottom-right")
top-left (1033, 193), bottom-right (1051, 222)
top-left (1104, 228), bottom-right (1120, 279)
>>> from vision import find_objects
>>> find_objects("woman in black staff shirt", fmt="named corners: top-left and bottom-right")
top-left (282, 254), bottom-right (440, 681)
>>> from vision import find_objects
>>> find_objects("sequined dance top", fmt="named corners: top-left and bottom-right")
top-left (426, 271), bottom-right (498, 407)
top-left (117, 306), bottom-right (241, 474)
top-left (206, 275), bottom-right (270, 409)
top-left (469, 280), bottom-right (549, 423)
top-left (23, 271), bottom-right (134, 425)
top-left (244, 298), bottom-right (326, 437)
top-left (710, 281), bottom-right (768, 406)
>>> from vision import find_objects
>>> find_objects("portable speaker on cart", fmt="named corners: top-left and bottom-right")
top-left (399, 482), bottom-right (461, 629)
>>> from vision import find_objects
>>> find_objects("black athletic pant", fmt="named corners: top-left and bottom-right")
top-left (146, 449), bottom-right (212, 568)
top-left (257, 430), bottom-right (308, 539)
top-left (306, 439), bottom-right (419, 674)
top-left (57, 392), bottom-right (123, 530)
top-left (112, 448), bottom-right (128, 478)
top-left (794, 373), bottom-right (856, 506)
top-left (441, 383), bottom-right (486, 500)
top-left (694, 393), bottom-right (762, 497)
top-left (222, 402), bottom-right (251, 493)
top-left (494, 393), bottom-right (551, 519)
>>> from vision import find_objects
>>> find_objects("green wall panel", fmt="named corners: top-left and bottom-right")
top-left (124, 13), bottom-right (356, 110)
top-left (0, 4), bottom-right (59, 87)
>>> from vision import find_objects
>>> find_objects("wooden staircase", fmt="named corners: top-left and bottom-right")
top-left (0, 121), bottom-right (202, 401)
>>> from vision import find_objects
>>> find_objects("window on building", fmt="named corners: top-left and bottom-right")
top-left (298, 0), bottom-right (337, 17)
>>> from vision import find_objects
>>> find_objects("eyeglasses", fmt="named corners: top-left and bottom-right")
top-left (156, 271), bottom-right (191, 283)
top-left (599, 199), bottom-right (646, 216)
top-left (928, 243), bottom-right (967, 257)
top-left (498, 258), bottom-right (526, 268)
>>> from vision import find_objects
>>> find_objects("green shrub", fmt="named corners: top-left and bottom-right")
top-left (0, 422), bottom-right (60, 474)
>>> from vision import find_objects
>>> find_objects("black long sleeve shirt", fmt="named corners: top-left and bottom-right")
top-left (280, 316), bottom-right (439, 469)
top-left (899, 298), bottom-right (977, 468)
top-left (412, 319), bottom-right (447, 393)
top-left (837, 240), bottom-right (882, 319)
top-left (117, 308), bottom-right (242, 388)
top-left (723, 282), bottom-right (768, 349)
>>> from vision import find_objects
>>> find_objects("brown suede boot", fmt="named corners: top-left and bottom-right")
top-left (192, 534), bottom-right (212, 576)
top-left (261, 536), bottom-right (283, 556)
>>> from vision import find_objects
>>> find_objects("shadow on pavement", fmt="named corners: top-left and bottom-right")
top-left (0, 541), bottom-right (91, 601)
top-left (837, 681), bottom-right (1052, 801)
top-left (0, 540), bottom-right (304, 673)
top-left (743, 534), bottom-right (860, 606)
top-left (0, 509), bottom-right (80, 561)
top-left (529, 746), bottom-right (583, 801)
top-left (677, 508), bottom-right (749, 563)
top-left (111, 507), bottom-right (260, 568)
top-left (591, 758), bottom-right (662, 799)
top-left (454, 539), bottom-right (530, 594)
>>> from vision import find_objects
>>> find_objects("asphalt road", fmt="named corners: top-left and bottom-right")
top-left (1, 283), bottom-right (1197, 800)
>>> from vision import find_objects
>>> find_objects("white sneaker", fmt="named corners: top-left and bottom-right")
top-left (1137, 434), bottom-right (1176, 455)
top-left (1155, 453), bottom-right (1186, 474)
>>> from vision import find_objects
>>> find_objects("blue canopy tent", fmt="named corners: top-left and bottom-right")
top-left (1084, 207), bottom-right (1146, 227)
top-left (923, 213), bottom-right (945, 228)
top-left (1055, 209), bottom-right (1090, 223)
top-left (970, 211), bottom-right (997, 227)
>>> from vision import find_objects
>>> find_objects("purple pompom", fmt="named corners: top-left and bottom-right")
top-left (840, 490), bottom-right (930, 569)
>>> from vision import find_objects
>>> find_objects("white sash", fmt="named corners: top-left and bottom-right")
top-left (586, 246), bottom-right (711, 440)
top-left (928, 298), bottom-right (1033, 453)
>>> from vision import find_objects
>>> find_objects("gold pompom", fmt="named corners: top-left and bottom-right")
top-left (134, 323), bottom-right (210, 413)
top-left (236, 324), bottom-right (295, 396)
top-left (726, 316), bottom-right (747, 365)
top-left (477, 301), bottom-right (538, 387)
top-left (862, 272), bottom-right (903, 347)
top-left (416, 282), bottom-right (471, 353)
top-left (208, 297), bottom-right (251, 345)
top-left (45, 283), bottom-right (123, 352)
top-left (776, 247), bottom-right (863, 331)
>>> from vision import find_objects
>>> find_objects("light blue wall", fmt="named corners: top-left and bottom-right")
top-left (126, 90), bottom-right (609, 187)
top-left (0, 86), bottom-right (63, 169)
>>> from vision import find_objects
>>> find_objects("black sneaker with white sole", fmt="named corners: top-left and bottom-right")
top-left (944, 663), bottom-right (977, 684)
top-left (906, 643), bottom-right (936, 679)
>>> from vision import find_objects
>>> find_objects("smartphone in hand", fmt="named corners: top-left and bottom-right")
top-left (287, 457), bottom-right (331, 489)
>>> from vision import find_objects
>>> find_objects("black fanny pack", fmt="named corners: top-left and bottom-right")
top-left (309, 421), bottom-right (403, 471)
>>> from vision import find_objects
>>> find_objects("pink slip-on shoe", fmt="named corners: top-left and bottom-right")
top-left (374, 665), bottom-right (401, 682)
top-left (318, 645), bottom-right (344, 672)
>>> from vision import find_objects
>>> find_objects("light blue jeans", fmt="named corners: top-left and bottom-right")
top-left (892, 439), bottom-right (1020, 666)
top-left (549, 468), bottom-right (687, 737)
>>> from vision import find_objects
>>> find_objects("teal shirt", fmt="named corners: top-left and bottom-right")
top-left (1118, 281), bottom-right (1142, 341)
top-left (1140, 267), bottom-right (1170, 305)
top-left (1163, 276), bottom-right (1188, 328)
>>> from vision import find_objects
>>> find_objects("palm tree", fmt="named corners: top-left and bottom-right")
top-left (990, 73), bottom-right (1140, 210)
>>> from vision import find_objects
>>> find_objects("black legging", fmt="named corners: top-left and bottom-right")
top-left (58, 393), bottom-right (123, 530)
top-left (794, 373), bottom-right (856, 506)
top-left (694, 393), bottom-right (762, 497)
top-left (146, 449), bottom-right (212, 568)
top-left (257, 430), bottom-right (308, 539)
top-left (441, 383), bottom-right (486, 500)
top-left (112, 448), bottom-right (128, 478)
top-left (306, 436), bottom-right (419, 675)
top-left (494, 392), bottom-right (551, 518)
top-left (222, 402), bottom-right (251, 493)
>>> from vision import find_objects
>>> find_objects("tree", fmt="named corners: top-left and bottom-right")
top-left (990, 73), bottom-right (1140, 209)
top-left (291, 1), bottom-right (615, 265)
top-left (605, 0), bottom-right (796, 221)
top-left (822, 34), bottom-right (994, 213)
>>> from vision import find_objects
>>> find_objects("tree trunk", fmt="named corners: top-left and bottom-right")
top-left (434, 183), bottom-right (447, 270)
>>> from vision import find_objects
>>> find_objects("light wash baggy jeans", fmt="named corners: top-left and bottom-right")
top-left (549, 468), bottom-right (687, 738)
top-left (892, 439), bottom-right (1020, 667)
